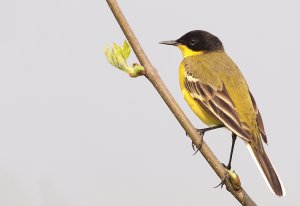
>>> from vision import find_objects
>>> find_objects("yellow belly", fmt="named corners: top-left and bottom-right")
top-left (179, 63), bottom-right (221, 126)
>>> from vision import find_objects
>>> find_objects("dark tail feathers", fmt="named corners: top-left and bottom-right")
top-left (247, 143), bottom-right (285, 196)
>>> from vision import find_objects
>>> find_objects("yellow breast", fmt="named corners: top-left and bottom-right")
top-left (179, 62), bottom-right (221, 126)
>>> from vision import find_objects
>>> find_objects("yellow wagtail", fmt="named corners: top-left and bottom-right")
top-left (160, 30), bottom-right (285, 196)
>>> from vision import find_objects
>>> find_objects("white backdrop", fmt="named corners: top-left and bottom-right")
top-left (0, 0), bottom-right (299, 205)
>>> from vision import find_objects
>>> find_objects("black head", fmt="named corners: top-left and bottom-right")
top-left (160, 30), bottom-right (224, 52)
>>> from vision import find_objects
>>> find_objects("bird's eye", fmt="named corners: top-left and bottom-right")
top-left (189, 38), bottom-right (197, 45)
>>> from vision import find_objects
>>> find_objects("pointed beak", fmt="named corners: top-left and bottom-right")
top-left (159, 40), bottom-right (179, 46)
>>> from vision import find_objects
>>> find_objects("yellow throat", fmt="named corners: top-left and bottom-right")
top-left (177, 45), bottom-right (204, 58)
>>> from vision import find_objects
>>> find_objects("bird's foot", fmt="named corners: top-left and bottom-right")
top-left (186, 125), bottom-right (224, 155)
top-left (191, 129), bottom-right (205, 155)
top-left (222, 163), bottom-right (231, 170)
top-left (214, 175), bottom-right (227, 189)
top-left (214, 167), bottom-right (241, 192)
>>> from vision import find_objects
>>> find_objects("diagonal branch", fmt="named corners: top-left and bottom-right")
top-left (106, 0), bottom-right (257, 205)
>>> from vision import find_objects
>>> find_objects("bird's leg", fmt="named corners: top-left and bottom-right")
top-left (196, 125), bottom-right (225, 136)
top-left (224, 133), bottom-right (237, 170)
top-left (215, 133), bottom-right (237, 189)
top-left (188, 125), bottom-right (224, 154)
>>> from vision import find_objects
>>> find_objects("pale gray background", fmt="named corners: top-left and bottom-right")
top-left (0, 0), bottom-right (299, 205)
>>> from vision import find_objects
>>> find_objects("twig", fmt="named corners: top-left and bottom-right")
top-left (106, 0), bottom-right (257, 205)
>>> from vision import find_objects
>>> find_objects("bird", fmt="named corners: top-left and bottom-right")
top-left (160, 30), bottom-right (285, 196)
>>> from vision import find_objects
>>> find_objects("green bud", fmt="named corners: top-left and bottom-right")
top-left (104, 40), bottom-right (144, 78)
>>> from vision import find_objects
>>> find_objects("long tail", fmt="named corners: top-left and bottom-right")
top-left (246, 143), bottom-right (286, 196)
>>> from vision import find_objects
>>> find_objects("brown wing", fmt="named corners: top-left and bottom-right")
top-left (249, 91), bottom-right (267, 143)
top-left (184, 70), bottom-right (251, 141)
